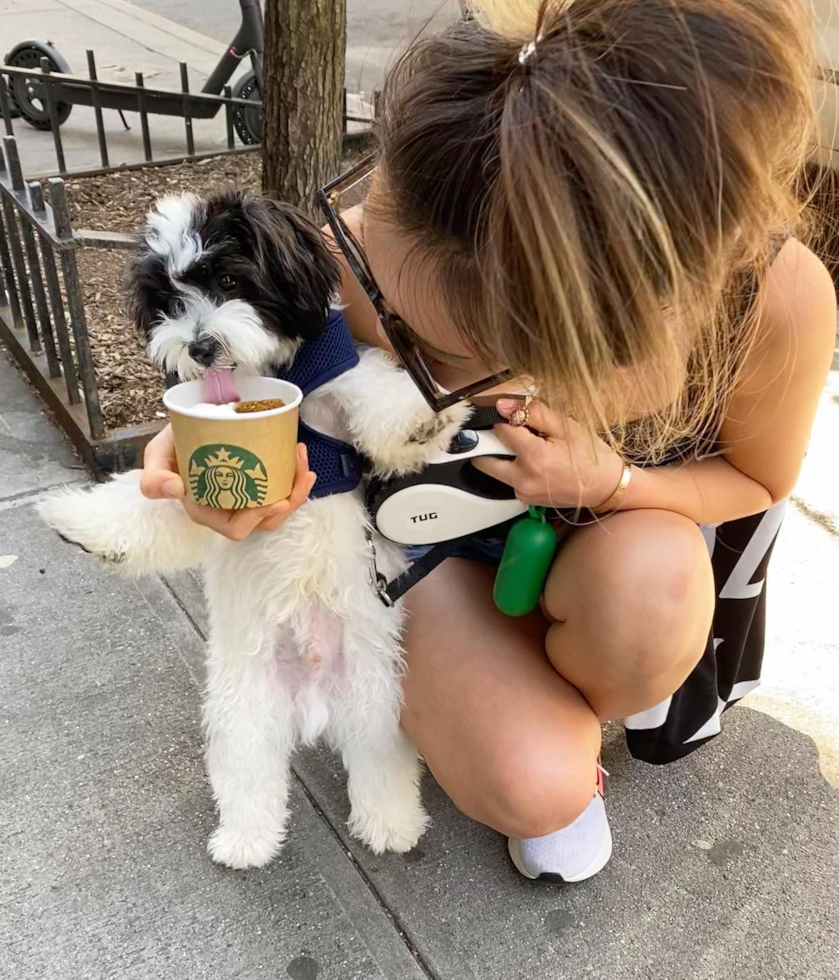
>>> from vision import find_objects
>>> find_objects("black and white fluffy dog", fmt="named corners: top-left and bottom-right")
top-left (131, 192), bottom-right (337, 380)
top-left (39, 191), bottom-right (468, 869)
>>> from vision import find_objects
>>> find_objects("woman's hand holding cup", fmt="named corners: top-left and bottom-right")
top-left (140, 423), bottom-right (317, 540)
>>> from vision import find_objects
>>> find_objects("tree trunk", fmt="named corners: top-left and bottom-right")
top-left (261, 0), bottom-right (346, 215)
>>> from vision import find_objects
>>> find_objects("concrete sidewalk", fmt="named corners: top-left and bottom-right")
top-left (2, 0), bottom-right (247, 176)
top-left (1, 340), bottom-right (838, 980)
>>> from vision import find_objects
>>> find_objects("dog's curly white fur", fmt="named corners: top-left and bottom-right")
top-left (38, 191), bottom-right (469, 869)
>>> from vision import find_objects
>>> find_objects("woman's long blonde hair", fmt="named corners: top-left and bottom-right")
top-left (374, 0), bottom-right (817, 460)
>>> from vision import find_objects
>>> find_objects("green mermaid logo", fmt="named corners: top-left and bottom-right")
top-left (188, 445), bottom-right (268, 509)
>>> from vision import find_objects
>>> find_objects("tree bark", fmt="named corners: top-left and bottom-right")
top-left (261, 0), bottom-right (346, 215)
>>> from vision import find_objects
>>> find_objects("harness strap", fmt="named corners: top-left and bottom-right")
top-left (277, 308), bottom-right (360, 396)
top-left (377, 536), bottom-right (474, 607)
top-left (273, 309), bottom-right (363, 499)
top-left (300, 421), bottom-right (363, 499)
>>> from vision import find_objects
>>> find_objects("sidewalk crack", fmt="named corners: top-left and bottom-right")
top-left (292, 769), bottom-right (441, 980)
top-left (0, 481), bottom-right (86, 510)
top-left (159, 573), bottom-right (208, 641)
top-left (791, 495), bottom-right (839, 538)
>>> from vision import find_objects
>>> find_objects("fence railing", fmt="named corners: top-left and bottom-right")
top-left (0, 54), bottom-right (262, 178)
top-left (0, 132), bottom-right (151, 471)
top-left (0, 53), bottom-right (375, 179)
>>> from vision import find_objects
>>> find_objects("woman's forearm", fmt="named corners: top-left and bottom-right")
top-left (621, 456), bottom-right (775, 525)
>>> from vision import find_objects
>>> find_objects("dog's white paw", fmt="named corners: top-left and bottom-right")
top-left (37, 489), bottom-right (128, 566)
top-left (207, 824), bottom-right (284, 869)
top-left (377, 400), bottom-right (473, 476)
top-left (348, 798), bottom-right (429, 855)
top-left (408, 400), bottom-right (472, 448)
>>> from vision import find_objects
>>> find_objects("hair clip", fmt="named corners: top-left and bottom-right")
top-left (517, 33), bottom-right (543, 68)
top-left (517, 40), bottom-right (538, 65)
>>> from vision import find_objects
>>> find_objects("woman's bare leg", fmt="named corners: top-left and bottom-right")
top-left (401, 560), bottom-right (601, 840)
top-left (401, 510), bottom-right (714, 839)
top-left (542, 510), bottom-right (715, 721)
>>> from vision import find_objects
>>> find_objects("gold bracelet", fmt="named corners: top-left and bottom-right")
top-left (593, 461), bottom-right (632, 516)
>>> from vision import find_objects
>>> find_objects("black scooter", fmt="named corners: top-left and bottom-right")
top-left (2, 0), bottom-right (264, 145)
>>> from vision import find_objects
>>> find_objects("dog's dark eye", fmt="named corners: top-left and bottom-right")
top-left (218, 274), bottom-right (236, 292)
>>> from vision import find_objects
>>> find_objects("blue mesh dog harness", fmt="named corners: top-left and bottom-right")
top-left (272, 309), bottom-right (363, 499)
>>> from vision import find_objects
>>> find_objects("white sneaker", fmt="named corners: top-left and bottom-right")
top-left (507, 766), bottom-right (612, 884)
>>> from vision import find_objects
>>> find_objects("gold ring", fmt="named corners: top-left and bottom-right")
top-left (508, 395), bottom-right (533, 428)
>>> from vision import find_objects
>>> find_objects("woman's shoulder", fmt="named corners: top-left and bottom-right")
top-left (745, 234), bottom-right (836, 399)
top-left (762, 239), bottom-right (836, 344)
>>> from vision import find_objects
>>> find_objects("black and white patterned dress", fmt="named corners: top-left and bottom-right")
top-left (623, 245), bottom-right (788, 763)
top-left (624, 500), bottom-right (786, 763)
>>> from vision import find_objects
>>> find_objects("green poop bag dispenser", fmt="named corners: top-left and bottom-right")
top-left (493, 506), bottom-right (558, 617)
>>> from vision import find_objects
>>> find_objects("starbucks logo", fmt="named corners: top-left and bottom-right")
top-left (188, 444), bottom-right (268, 509)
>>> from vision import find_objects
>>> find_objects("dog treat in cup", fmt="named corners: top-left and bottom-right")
top-left (234, 399), bottom-right (286, 414)
top-left (163, 374), bottom-right (303, 509)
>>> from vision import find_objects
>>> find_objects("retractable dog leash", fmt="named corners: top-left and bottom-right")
top-left (368, 405), bottom-right (563, 616)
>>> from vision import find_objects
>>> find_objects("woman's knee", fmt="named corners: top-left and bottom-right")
top-left (459, 720), bottom-right (601, 839)
top-left (613, 511), bottom-right (714, 677)
top-left (547, 509), bottom-right (714, 680)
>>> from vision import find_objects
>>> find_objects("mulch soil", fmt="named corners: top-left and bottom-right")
top-left (68, 154), bottom-right (262, 431)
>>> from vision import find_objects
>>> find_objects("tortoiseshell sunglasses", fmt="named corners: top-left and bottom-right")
top-left (317, 154), bottom-right (513, 412)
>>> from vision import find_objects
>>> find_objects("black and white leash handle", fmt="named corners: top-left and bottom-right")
top-left (368, 405), bottom-right (503, 607)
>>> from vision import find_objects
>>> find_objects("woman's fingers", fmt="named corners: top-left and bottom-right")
top-left (179, 444), bottom-right (318, 538)
top-left (253, 500), bottom-right (293, 533)
top-left (471, 455), bottom-right (518, 486)
top-left (139, 425), bottom-right (184, 500)
top-left (256, 445), bottom-right (317, 531)
top-left (491, 417), bottom-right (542, 455)
top-left (288, 444), bottom-right (318, 510)
top-left (180, 495), bottom-right (264, 539)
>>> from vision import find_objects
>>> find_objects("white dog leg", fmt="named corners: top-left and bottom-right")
top-left (323, 347), bottom-right (472, 477)
top-left (37, 470), bottom-right (214, 575)
top-left (203, 631), bottom-right (295, 869)
top-left (342, 722), bottom-right (428, 855)
top-left (336, 630), bottom-right (428, 854)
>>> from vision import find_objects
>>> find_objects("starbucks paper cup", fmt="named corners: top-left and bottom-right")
top-left (163, 375), bottom-right (303, 509)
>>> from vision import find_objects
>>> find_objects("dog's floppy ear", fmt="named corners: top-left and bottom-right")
top-left (242, 197), bottom-right (342, 340)
top-left (124, 244), bottom-right (169, 343)
top-left (125, 193), bottom-right (199, 342)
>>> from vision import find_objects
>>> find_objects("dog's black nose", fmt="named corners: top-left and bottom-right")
top-left (187, 336), bottom-right (219, 367)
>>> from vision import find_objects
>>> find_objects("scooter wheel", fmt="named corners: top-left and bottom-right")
top-left (231, 71), bottom-right (261, 145)
top-left (5, 43), bottom-right (73, 131)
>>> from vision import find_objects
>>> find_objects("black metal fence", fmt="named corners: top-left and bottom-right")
top-left (0, 132), bottom-right (152, 471)
top-left (0, 53), bottom-right (263, 179)
top-left (0, 53), bottom-right (374, 179)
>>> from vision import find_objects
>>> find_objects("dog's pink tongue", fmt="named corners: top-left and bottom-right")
top-left (203, 367), bottom-right (240, 405)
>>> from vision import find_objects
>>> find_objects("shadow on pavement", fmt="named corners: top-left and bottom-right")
top-left (296, 706), bottom-right (839, 980)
